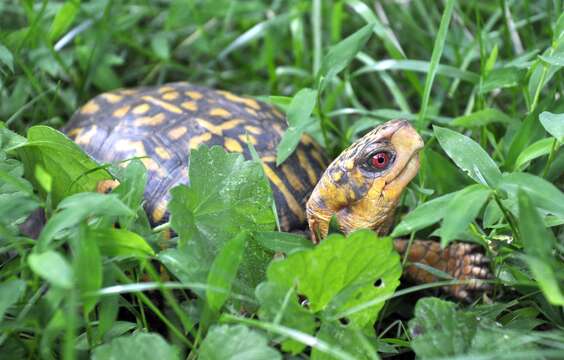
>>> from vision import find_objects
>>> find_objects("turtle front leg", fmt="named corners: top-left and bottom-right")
top-left (393, 239), bottom-right (492, 300)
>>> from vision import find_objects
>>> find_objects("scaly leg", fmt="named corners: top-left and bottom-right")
top-left (394, 239), bottom-right (491, 300)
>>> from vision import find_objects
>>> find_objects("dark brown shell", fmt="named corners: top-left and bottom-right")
top-left (64, 82), bottom-right (328, 231)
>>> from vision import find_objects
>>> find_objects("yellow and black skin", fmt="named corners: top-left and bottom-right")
top-left (64, 82), bottom-right (490, 300)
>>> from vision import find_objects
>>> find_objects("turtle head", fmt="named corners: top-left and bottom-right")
top-left (306, 119), bottom-right (424, 243)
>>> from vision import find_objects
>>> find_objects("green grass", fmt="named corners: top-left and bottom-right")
top-left (1, 0), bottom-right (564, 359)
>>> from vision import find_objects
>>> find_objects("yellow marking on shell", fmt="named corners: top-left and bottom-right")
top-left (158, 86), bottom-right (176, 93)
top-left (115, 139), bottom-right (146, 155)
top-left (168, 126), bottom-right (188, 140)
top-left (262, 164), bottom-right (305, 222)
top-left (135, 113), bottom-right (166, 126)
top-left (80, 101), bottom-right (100, 115)
top-left (272, 123), bottom-right (284, 135)
top-left (75, 126), bottom-right (98, 145)
top-left (115, 140), bottom-right (165, 176)
top-left (281, 164), bottom-right (305, 191)
top-left (143, 158), bottom-right (166, 177)
top-left (190, 132), bottom-right (212, 149)
top-left (297, 149), bottom-right (318, 185)
top-left (186, 91), bottom-right (203, 100)
top-left (272, 107), bottom-right (284, 119)
top-left (224, 138), bottom-right (243, 153)
top-left (155, 146), bottom-right (171, 160)
top-left (132, 103), bottom-right (151, 115)
top-left (67, 128), bottom-right (82, 138)
top-left (244, 125), bottom-right (262, 135)
top-left (181, 101), bottom-right (198, 111)
top-left (113, 105), bottom-right (131, 118)
top-left (196, 118), bottom-right (243, 136)
top-left (102, 93), bottom-right (123, 103)
top-left (301, 133), bottom-right (315, 145)
top-left (261, 155), bottom-right (276, 163)
top-left (118, 89), bottom-right (138, 95)
top-left (219, 91), bottom-right (261, 110)
top-left (142, 96), bottom-right (183, 114)
top-left (239, 134), bottom-right (257, 145)
top-left (152, 200), bottom-right (168, 223)
top-left (310, 149), bottom-right (327, 169)
top-left (210, 108), bottom-right (231, 118)
top-left (245, 107), bottom-right (258, 116)
top-left (162, 91), bottom-right (179, 100)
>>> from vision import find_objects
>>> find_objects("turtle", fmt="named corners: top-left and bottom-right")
top-left (63, 82), bottom-right (490, 299)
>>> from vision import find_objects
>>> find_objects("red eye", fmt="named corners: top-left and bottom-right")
top-left (371, 151), bottom-right (390, 169)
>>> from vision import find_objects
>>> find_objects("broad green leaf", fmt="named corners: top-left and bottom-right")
top-left (440, 185), bottom-right (491, 247)
top-left (434, 126), bottom-right (502, 187)
top-left (255, 231), bottom-right (313, 254)
top-left (276, 88), bottom-right (317, 165)
top-left (151, 33), bottom-right (170, 60)
top-left (165, 146), bottom-right (274, 293)
top-left (515, 137), bottom-right (556, 170)
top-left (74, 225), bottom-right (102, 314)
top-left (506, 112), bottom-right (546, 169)
top-left (91, 228), bottom-right (155, 258)
top-left (112, 159), bottom-right (148, 229)
top-left (417, 0), bottom-right (455, 126)
top-left (480, 67), bottom-right (524, 93)
top-left (207, 232), bottom-right (246, 312)
top-left (391, 191), bottom-right (457, 237)
top-left (28, 251), bottom-right (73, 289)
top-left (409, 298), bottom-right (538, 359)
top-left (267, 230), bottom-right (401, 328)
top-left (498, 172), bottom-right (564, 219)
top-left (419, 148), bottom-right (471, 195)
top-left (318, 23), bottom-right (374, 88)
top-left (539, 53), bottom-right (564, 66)
top-left (0, 44), bottom-right (14, 73)
top-left (37, 192), bottom-right (134, 250)
top-left (0, 155), bottom-right (40, 228)
top-left (199, 325), bottom-right (281, 360)
top-left (0, 124), bottom-right (26, 151)
top-left (13, 126), bottom-right (112, 206)
top-left (275, 126), bottom-right (304, 166)
top-left (539, 111), bottom-right (564, 142)
top-left (409, 298), bottom-right (477, 357)
top-left (518, 191), bottom-right (564, 305)
top-left (0, 280), bottom-right (26, 322)
top-left (483, 199), bottom-right (503, 228)
top-left (286, 88), bottom-right (318, 127)
top-left (312, 321), bottom-right (379, 360)
top-left (92, 332), bottom-right (179, 360)
top-left (34, 164), bottom-right (52, 193)
top-left (170, 145), bottom-right (275, 246)
top-left (450, 108), bottom-right (516, 128)
top-left (49, 1), bottom-right (81, 42)
top-left (256, 282), bottom-right (316, 354)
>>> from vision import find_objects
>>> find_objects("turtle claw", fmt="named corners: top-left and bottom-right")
top-left (446, 243), bottom-right (492, 301)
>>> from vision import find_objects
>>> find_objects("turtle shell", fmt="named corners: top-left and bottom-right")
top-left (63, 82), bottom-right (328, 231)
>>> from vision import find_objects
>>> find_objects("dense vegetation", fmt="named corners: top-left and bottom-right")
top-left (1, 0), bottom-right (563, 359)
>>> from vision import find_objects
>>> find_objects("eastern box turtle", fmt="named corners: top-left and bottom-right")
top-left (64, 82), bottom-right (490, 299)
